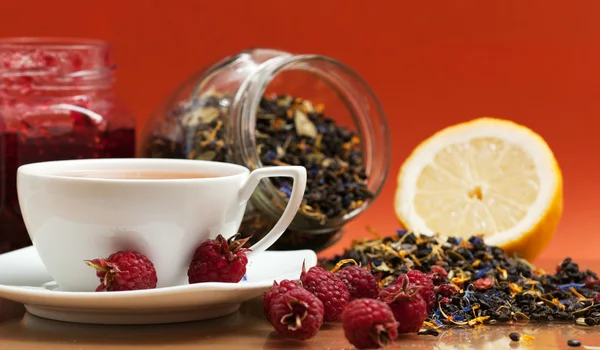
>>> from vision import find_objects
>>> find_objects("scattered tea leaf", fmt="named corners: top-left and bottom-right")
top-left (294, 109), bottom-right (317, 138)
top-left (320, 230), bottom-right (600, 328)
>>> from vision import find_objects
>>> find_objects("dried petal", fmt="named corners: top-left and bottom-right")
top-left (294, 110), bottom-right (317, 138)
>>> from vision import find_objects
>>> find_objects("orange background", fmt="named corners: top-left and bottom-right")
top-left (2, 0), bottom-right (599, 263)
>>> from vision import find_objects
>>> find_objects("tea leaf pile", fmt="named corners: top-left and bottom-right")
top-left (321, 229), bottom-right (600, 328)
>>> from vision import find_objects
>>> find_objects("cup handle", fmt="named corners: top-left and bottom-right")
top-left (238, 166), bottom-right (307, 254)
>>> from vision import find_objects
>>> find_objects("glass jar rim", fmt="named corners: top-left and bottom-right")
top-left (0, 37), bottom-right (110, 50)
top-left (232, 51), bottom-right (391, 230)
top-left (0, 37), bottom-right (115, 91)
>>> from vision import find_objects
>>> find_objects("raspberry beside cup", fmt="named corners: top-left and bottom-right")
top-left (85, 250), bottom-right (157, 292)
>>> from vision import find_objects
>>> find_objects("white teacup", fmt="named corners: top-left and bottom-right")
top-left (17, 158), bottom-right (307, 292)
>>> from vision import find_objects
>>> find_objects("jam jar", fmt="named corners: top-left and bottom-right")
top-left (141, 48), bottom-right (390, 252)
top-left (0, 37), bottom-right (135, 253)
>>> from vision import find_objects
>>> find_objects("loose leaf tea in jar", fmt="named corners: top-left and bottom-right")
top-left (141, 48), bottom-right (391, 251)
top-left (0, 38), bottom-right (135, 253)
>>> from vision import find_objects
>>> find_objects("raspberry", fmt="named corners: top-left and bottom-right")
top-left (394, 269), bottom-right (435, 311)
top-left (334, 265), bottom-right (379, 300)
top-left (585, 275), bottom-right (600, 288)
top-left (436, 283), bottom-right (458, 297)
top-left (263, 279), bottom-right (302, 317)
top-left (300, 265), bottom-right (350, 322)
top-left (342, 298), bottom-right (399, 349)
top-left (267, 288), bottom-right (324, 340)
top-left (85, 250), bottom-right (157, 292)
top-left (474, 277), bottom-right (495, 290)
top-left (429, 265), bottom-right (448, 285)
top-left (187, 234), bottom-right (250, 284)
top-left (594, 293), bottom-right (600, 304)
top-left (380, 276), bottom-right (428, 333)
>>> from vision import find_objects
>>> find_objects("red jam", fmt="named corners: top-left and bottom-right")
top-left (0, 38), bottom-right (135, 253)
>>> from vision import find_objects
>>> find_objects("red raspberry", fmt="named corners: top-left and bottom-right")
top-left (380, 276), bottom-right (428, 334)
top-left (267, 288), bottom-right (324, 340)
top-left (263, 279), bottom-right (302, 317)
top-left (300, 265), bottom-right (350, 322)
top-left (342, 298), bottom-right (399, 349)
top-left (436, 283), bottom-right (458, 297)
top-left (85, 250), bottom-right (157, 292)
top-left (187, 234), bottom-right (250, 284)
top-left (474, 277), bottom-right (495, 290)
top-left (429, 265), bottom-right (448, 285)
top-left (394, 269), bottom-right (435, 311)
top-left (334, 265), bottom-right (379, 300)
top-left (585, 275), bottom-right (600, 288)
top-left (594, 293), bottom-right (600, 304)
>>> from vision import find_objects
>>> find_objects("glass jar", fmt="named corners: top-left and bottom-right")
top-left (0, 37), bottom-right (136, 253)
top-left (141, 48), bottom-right (390, 251)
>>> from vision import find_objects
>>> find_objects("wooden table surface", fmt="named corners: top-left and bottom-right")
top-left (1, 260), bottom-right (599, 350)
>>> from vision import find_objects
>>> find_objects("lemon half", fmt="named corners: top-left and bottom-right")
top-left (394, 117), bottom-right (563, 261)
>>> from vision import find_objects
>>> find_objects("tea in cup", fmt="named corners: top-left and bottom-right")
top-left (17, 158), bottom-right (307, 292)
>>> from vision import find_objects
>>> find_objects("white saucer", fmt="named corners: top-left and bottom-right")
top-left (0, 246), bottom-right (317, 325)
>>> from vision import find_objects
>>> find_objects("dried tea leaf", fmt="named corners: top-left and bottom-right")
top-left (276, 145), bottom-right (285, 157)
top-left (255, 131), bottom-right (270, 139)
top-left (321, 157), bottom-right (334, 167)
top-left (294, 110), bottom-right (317, 138)
top-left (258, 113), bottom-right (276, 120)
top-left (277, 95), bottom-right (293, 107)
top-left (306, 152), bottom-right (325, 164)
top-left (302, 100), bottom-right (314, 112)
top-left (282, 136), bottom-right (292, 152)
top-left (196, 150), bottom-right (216, 161)
top-left (335, 155), bottom-right (349, 168)
top-left (201, 130), bottom-right (212, 140)
top-left (199, 86), bottom-right (219, 99)
top-left (182, 107), bottom-right (220, 127)
top-left (200, 107), bottom-right (220, 123)
top-left (181, 111), bottom-right (197, 128)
